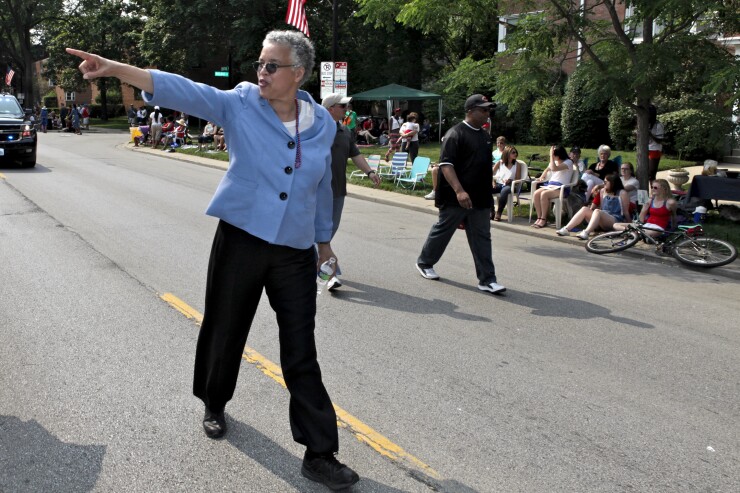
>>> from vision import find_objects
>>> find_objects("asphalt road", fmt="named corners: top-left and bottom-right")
top-left (1, 131), bottom-right (738, 493)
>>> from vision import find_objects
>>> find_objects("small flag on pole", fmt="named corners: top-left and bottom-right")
top-left (5, 66), bottom-right (15, 86)
top-left (286, 0), bottom-right (310, 37)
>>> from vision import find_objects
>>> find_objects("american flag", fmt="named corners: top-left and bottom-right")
top-left (286, 0), bottom-right (310, 37)
top-left (5, 66), bottom-right (14, 86)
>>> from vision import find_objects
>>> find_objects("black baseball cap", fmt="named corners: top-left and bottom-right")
top-left (570, 146), bottom-right (581, 154)
top-left (465, 94), bottom-right (495, 111)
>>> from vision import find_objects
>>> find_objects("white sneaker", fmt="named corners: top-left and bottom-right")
top-left (556, 227), bottom-right (570, 236)
top-left (327, 277), bottom-right (342, 291)
top-left (424, 191), bottom-right (436, 200)
top-left (577, 231), bottom-right (590, 240)
top-left (478, 282), bottom-right (507, 294)
top-left (416, 263), bottom-right (440, 280)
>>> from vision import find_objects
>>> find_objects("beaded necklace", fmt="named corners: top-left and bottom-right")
top-left (294, 98), bottom-right (302, 169)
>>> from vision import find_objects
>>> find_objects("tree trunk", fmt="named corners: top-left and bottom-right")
top-left (99, 79), bottom-right (108, 121)
top-left (635, 101), bottom-right (651, 190)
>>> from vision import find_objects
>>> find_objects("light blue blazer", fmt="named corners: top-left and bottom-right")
top-left (143, 70), bottom-right (336, 249)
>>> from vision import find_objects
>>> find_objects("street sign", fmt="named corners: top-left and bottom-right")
top-left (320, 61), bottom-right (334, 99)
top-left (221, 66), bottom-right (228, 71)
top-left (334, 62), bottom-right (348, 97)
top-left (214, 71), bottom-right (229, 77)
top-left (319, 61), bottom-right (348, 98)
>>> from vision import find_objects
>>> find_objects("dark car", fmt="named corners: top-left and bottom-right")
top-left (0, 93), bottom-right (37, 167)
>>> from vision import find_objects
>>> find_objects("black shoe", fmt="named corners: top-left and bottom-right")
top-left (301, 453), bottom-right (359, 491)
top-left (202, 408), bottom-right (226, 439)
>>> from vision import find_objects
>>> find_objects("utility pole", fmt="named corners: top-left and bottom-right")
top-left (331, 0), bottom-right (339, 62)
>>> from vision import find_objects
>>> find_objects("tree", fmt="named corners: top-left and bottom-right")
top-left (356, 0), bottom-right (500, 114)
top-left (0, 0), bottom-right (65, 105)
top-left (496, 0), bottom-right (740, 188)
top-left (43, 0), bottom-right (145, 119)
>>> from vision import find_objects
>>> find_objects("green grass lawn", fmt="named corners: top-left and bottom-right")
top-left (111, 135), bottom-right (740, 249)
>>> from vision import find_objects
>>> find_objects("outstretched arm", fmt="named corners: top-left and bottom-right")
top-left (66, 48), bottom-right (153, 94)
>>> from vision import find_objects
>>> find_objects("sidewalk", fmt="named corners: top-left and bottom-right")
top-left (124, 142), bottom-right (740, 280)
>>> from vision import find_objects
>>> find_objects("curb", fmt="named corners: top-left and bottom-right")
top-left (120, 141), bottom-right (740, 281)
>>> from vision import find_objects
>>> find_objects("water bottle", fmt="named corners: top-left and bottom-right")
top-left (316, 257), bottom-right (337, 294)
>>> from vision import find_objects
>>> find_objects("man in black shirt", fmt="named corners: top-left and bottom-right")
top-left (416, 94), bottom-right (506, 294)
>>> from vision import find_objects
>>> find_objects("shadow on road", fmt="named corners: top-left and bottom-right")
top-left (0, 415), bottom-right (105, 492)
top-left (328, 280), bottom-right (491, 322)
top-left (502, 290), bottom-right (654, 329)
top-left (226, 418), bottom-right (422, 492)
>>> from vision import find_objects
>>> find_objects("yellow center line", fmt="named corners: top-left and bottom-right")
top-left (160, 292), bottom-right (441, 480)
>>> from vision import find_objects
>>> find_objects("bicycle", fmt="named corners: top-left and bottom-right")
top-left (585, 222), bottom-right (737, 268)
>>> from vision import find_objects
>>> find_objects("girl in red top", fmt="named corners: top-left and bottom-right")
top-left (613, 178), bottom-right (676, 237)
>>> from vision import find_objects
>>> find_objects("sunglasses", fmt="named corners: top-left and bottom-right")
top-left (651, 186), bottom-right (659, 189)
top-left (335, 104), bottom-right (347, 108)
top-left (252, 61), bottom-right (299, 74)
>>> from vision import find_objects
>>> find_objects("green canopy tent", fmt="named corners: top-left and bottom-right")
top-left (349, 84), bottom-right (443, 142)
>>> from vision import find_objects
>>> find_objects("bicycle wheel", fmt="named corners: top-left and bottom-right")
top-left (585, 230), bottom-right (641, 254)
top-left (672, 237), bottom-right (738, 268)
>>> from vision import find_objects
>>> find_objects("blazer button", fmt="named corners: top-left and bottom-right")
top-left (284, 166), bottom-right (293, 174)
top-left (279, 192), bottom-right (288, 200)
top-left (287, 141), bottom-right (296, 149)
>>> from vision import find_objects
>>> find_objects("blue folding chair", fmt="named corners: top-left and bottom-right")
top-left (378, 152), bottom-right (408, 180)
top-left (396, 157), bottom-right (431, 189)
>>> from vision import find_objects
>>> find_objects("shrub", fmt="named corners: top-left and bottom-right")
top-left (608, 99), bottom-right (635, 151)
top-left (531, 96), bottom-right (562, 144)
top-left (661, 108), bottom-right (735, 160)
top-left (561, 68), bottom-right (610, 148)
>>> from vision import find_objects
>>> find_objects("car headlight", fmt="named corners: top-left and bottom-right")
top-left (22, 124), bottom-right (33, 137)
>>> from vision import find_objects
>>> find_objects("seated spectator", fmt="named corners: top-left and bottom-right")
top-left (491, 145), bottom-right (527, 221)
top-left (532, 145), bottom-right (575, 228)
top-left (569, 146), bottom-right (587, 173)
top-left (163, 118), bottom-right (187, 149)
top-left (582, 144), bottom-right (619, 200)
top-left (620, 161), bottom-right (639, 217)
top-left (378, 131), bottom-right (389, 146)
top-left (134, 125), bottom-right (150, 146)
top-left (213, 126), bottom-right (226, 151)
top-left (198, 121), bottom-right (217, 150)
top-left (613, 179), bottom-right (677, 238)
top-left (556, 173), bottom-right (630, 239)
top-left (420, 119), bottom-right (432, 141)
top-left (159, 116), bottom-right (175, 149)
top-left (492, 136), bottom-right (506, 164)
top-left (357, 118), bottom-right (377, 144)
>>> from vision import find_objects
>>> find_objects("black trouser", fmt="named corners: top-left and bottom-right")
top-left (193, 221), bottom-right (338, 454)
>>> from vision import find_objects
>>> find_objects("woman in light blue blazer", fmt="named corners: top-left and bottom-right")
top-left (67, 30), bottom-right (359, 491)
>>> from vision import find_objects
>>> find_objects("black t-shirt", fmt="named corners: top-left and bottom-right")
top-left (435, 122), bottom-right (493, 208)
top-left (330, 123), bottom-right (360, 198)
top-left (588, 159), bottom-right (619, 180)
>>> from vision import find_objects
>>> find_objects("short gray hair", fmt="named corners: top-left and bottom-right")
top-left (263, 30), bottom-right (315, 86)
top-left (597, 145), bottom-right (611, 156)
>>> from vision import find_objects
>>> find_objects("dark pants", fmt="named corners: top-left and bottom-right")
top-left (492, 183), bottom-right (513, 214)
top-left (193, 221), bottom-right (339, 454)
top-left (417, 205), bottom-right (497, 284)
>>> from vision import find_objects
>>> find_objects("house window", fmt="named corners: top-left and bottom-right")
top-left (65, 92), bottom-right (75, 102)
top-left (498, 12), bottom-right (543, 52)
top-left (133, 88), bottom-right (143, 101)
top-left (625, 6), bottom-right (663, 43)
top-left (48, 79), bottom-right (55, 87)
